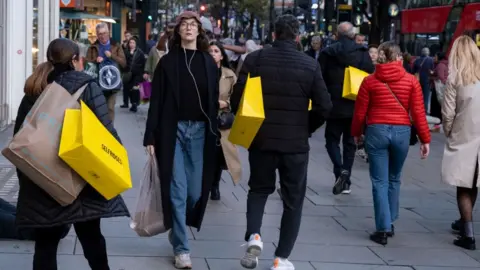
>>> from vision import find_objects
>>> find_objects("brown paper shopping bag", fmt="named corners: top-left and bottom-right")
top-left (2, 82), bottom-right (88, 206)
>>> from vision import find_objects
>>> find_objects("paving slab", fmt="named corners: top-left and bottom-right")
top-left (310, 262), bottom-right (414, 270)
top-left (206, 258), bottom-right (316, 270)
top-left (369, 247), bottom-right (480, 267)
top-left (0, 254), bottom-right (209, 270)
top-left (288, 244), bottom-right (384, 264)
top-left (334, 217), bottom-right (431, 233)
top-left (0, 237), bottom-right (75, 255)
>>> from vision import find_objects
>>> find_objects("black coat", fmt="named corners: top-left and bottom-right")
top-left (318, 36), bottom-right (375, 119)
top-left (125, 48), bottom-right (146, 90)
top-left (231, 40), bottom-right (332, 153)
top-left (14, 71), bottom-right (129, 228)
top-left (143, 47), bottom-right (219, 231)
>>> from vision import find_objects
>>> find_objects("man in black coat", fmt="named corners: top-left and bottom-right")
top-left (319, 22), bottom-right (375, 195)
top-left (231, 14), bottom-right (332, 270)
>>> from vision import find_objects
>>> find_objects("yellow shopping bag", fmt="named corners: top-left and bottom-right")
top-left (308, 100), bottom-right (312, 111)
top-left (229, 74), bottom-right (265, 148)
top-left (342, 66), bottom-right (369, 100)
top-left (58, 101), bottom-right (132, 200)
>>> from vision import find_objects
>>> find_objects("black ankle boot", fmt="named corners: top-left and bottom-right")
top-left (387, 224), bottom-right (395, 237)
top-left (370, 232), bottom-right (388, 245)
top-left (210, 187), bottom-right (220, 200)
top-left (454, 235), bottom-right (476, 250)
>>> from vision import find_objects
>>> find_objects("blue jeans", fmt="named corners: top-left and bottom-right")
top-left (170, 121), bottom-right (205, 255)
top-left (0, 198), bottom-right (18, 239)
top-left (365, 124), bottom-right (410, 232)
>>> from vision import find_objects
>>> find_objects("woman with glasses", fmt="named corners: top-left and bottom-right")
top-left (143, 11), bottom-right (219, 269)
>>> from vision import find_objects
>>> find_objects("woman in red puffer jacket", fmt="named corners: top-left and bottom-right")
top-left (351, 41), bottom-right (431, 246)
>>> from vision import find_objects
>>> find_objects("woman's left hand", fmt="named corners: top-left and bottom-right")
top-left (219, 100), bottom-right (228, 109)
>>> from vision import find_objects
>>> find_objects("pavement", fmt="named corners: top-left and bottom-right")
top-left (1, 100), bottom-right (480, 270)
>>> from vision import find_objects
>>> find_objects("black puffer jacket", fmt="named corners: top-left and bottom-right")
top-left (231, 40), bottom-right (332, 153)
top-left (14, 70), bottom-right (129, 228)
top-left (319, 36), bottom-right (375, 119)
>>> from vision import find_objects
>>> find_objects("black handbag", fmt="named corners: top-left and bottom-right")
top-left (384, 82), bottom-right (419, 146)
top-left (218, 111), bottom-right (235, 130)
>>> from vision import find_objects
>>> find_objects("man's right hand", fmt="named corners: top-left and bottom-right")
top-left (146, 145), bottom-right (155, 155)
top-left (96, 56), bottom-right (104, 63)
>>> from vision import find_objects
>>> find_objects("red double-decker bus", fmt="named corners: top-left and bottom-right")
top-left (401, 0), bottom-right (480, 56)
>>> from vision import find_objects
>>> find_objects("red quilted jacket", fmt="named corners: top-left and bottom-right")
top-left (351, 61), bottom-right (431, 144)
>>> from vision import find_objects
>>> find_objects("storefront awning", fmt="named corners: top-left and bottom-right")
top-left (60, 11), bottom-right (117, 24)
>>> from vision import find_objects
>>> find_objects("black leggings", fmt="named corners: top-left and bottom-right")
top-left (33, 219), bottom-right (109, 270)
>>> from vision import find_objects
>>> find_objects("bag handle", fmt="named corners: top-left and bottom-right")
top-left (384, 81), bottom-right (413, 123)
top-left (72, 83), bottom-right (90, 100)
top-left (253, 49), bottom-right (263, 76)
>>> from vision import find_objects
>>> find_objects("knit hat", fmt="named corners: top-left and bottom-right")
top-left (175, 11), bottom-right (201, 25)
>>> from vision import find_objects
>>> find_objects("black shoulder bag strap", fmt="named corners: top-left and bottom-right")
top-left (384, 80), bottom-right (413, 124)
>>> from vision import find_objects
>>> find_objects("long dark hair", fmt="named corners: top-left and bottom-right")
top-left (168, 18), bottom-right (210, 52)
top-left (210, 41), bottom-right (231, 69)
top-left (46, 38), bottom-right (80, 81)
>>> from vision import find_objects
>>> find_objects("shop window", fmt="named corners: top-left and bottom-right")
top-left (32, 0), bottom-right (39, 71)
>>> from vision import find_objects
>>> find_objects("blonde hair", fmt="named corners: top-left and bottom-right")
top-left (377, 41), bottom-right (401, 64)
top-left (448, 35), bottom-right (480, 87)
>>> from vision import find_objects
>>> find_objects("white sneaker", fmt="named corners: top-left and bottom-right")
top-left (240, 233), bottom-right (263, 269)
top-left (271, 257), bottom-right (295, 270)
top-left (174, 253), bottom-right (192, 269)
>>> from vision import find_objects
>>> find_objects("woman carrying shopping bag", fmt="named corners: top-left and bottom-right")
top-left (121, 37), bottom-right (146, 112)
top-left (14, 38), bottom-right (129, 270)
top-left (208, 41), bottom-right (242, 200)
top-left (351, 41), bottom-right (431, 246)
top-left (143, 11), bottom-right (219, 269)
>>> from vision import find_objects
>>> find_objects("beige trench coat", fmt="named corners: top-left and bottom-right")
top-left (219, 67), bottom-right (242, 185)
top-left (442, 81), bottom-right (480, 188)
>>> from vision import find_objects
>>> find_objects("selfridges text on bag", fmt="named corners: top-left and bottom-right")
top-left (130, 153), bottom-right (166, 237)
top-left (2, 82), bottom-right (88, 206)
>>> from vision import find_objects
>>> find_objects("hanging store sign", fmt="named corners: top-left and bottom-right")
top-left (60, 0), bottom-right (84, 10)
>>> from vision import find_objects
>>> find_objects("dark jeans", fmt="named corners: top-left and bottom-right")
top-left (34, 219), bottom-right (109, 270)
top-left (365, 124), bottom-right (410, 232)
top-left (123, 86), bottom-right (140, 106)
top-left (0, 198), bottom-right (19, 239)
top-left (325, 118), bottom-right (356, 182)
top-left (421, 82), bottom-right (431, 113)
top-left (245, 149), bottom-right (308, 258)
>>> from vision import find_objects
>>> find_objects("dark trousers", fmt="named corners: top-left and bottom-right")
top-left (430, 86), bottom-right (442, 122)
top-left (33, 219), bottom-right (109, 270)
top-left (122, 86), bottom-right (140, 106)
top-left (245, 149), bottom-right (308, 258)
top-left (325, 118), bottom-right (356, 182)
top-left (212, 145), bottom-right (226, 189)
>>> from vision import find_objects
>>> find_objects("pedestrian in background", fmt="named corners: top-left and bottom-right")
top-left (85, 23), bottom-right (127, 123)
top-left (208, 41), bottom-right (241, 201)
top-left (319, 22), bottom-right (375, 195)
top-left (442, 35), bottom-right (480, 250)
top-left (231, 14), bottom-right (332, 270)
top-left (120, 37), bottom-right (145, 113)
top-left (305, 35), bottom-right (322, 60)
top-left (351, 41), bottom-right (430, 246)
top-left (143, 11), bottom-right (219, 269)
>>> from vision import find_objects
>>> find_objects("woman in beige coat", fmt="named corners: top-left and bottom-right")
top-left (442, 35), bottom-right (480, 251)
top-left (209, 41), bottom-right (242, 200)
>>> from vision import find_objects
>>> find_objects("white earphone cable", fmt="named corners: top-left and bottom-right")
top-left (183, 48), bottom-right (219, 145)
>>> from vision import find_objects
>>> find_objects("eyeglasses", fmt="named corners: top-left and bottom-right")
top-left (180, 22), bottom-right (198, 29)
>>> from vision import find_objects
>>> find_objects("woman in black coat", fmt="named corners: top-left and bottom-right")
top-left (121, 37), bottom-right (146, 112)
top-left (143, 11), bottom-right (219, 269)
top-left (14, 39), bottom-right (129, 270)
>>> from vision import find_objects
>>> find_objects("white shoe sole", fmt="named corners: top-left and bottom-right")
top-left (341, 189), bottom-right (351, 194)
top-left (240, 244), bottom-right (262, 269)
